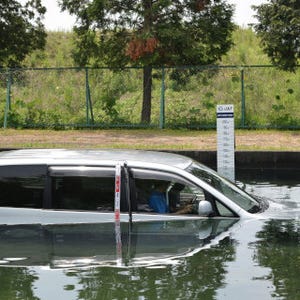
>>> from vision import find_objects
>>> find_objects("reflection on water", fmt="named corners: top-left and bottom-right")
top-left (0, 169), bottom-right (299, 300)
top-left (254, 219), bottom-right (300, 299)
top-left (70, 237), bottom-right (235, 300)
top-left (0, 219), bottom-right (237, 300)
top-left (0, 219), bottom-right (237, 269)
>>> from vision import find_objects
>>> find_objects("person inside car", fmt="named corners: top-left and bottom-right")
top-left (148, 181), bottom-right (169, 213)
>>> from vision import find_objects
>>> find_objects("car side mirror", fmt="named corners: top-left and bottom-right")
top-left (198, 200), bottom-right (214, 217)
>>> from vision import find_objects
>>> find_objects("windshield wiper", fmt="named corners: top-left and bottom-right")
top-left (248, 197), bottom-right (270, 213)
top-left (248, 204), bottom-right (261, 213)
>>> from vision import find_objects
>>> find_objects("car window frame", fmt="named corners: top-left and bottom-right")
top-left (47, 165), bottom-right (117, 211)
top-left (130, 167), bottom-right (238, 218)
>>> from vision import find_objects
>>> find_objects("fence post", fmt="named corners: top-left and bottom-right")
top-left (85, 67), bottom-right (94, 126)
top-left (159, 66), bottom-right (165, 129)
top-left (240, 68), bottom-right (246, 128)
top-left (3, 69), bottom-right (12, 129)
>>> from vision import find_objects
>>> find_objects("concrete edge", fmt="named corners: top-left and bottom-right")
top-left (0, 149), bottom-right (299, 169)
top-left (166, 150), bottom-right (300, 170)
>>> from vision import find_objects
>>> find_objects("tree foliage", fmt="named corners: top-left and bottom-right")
top-left (253, 0), bottom-right (300, 71)
top-left (60, 0), bottom-right (234, 67)
top-left (60, 0), bottom-right (235, 122)
top-left (0, 0), bottom-right (47, 67)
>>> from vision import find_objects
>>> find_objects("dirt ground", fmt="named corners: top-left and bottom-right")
top-left (0, 129), bottom-right (300, 151)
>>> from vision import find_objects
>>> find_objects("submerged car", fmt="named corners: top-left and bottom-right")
top-left (0, 149), bottom-right (269, 225)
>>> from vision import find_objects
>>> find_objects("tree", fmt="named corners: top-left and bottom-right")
top-left (60, 0), bottom-right (235, 123)
top-left (253, 0), bottom-right (300, 71)
top-left (0, 0), bottom-right (47, 67)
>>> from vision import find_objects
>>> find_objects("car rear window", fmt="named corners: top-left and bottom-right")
top-left (49, 166), bottom-right (116, 211)
top-left (0, 165), bottom-right (47, 208)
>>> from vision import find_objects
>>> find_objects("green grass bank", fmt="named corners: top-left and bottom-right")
top-left (1, 28), bottom-right (299, 129)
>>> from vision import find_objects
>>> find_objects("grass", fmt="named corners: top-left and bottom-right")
top-left (0, 28), bottom-right (299, 130)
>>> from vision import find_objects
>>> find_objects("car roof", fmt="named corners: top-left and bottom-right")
top-left (0, 149), bottom-right (193, 170)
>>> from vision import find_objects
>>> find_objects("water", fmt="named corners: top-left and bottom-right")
top-left (0, 169), bottom-right (299, 300)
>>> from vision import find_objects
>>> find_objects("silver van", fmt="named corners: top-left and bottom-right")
top-left (0, 149), bottom-right (269, 225)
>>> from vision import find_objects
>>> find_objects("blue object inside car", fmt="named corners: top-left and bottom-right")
top-left (149, 191), bottom-right (169, 213)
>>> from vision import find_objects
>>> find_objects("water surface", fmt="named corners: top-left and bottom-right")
top-left (0, 169), bottom-right (299, 300)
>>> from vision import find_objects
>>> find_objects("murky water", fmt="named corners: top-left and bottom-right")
top-left (0, 169), bottom-right (299, 300)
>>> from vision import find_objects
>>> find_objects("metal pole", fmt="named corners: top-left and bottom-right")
top-left (159, 66), bottom-right (165, 129)
top-left (85, 68), bottom-right (90, 126)
top-left (3, 69), bottom-right (12, 128)
top-left (85, 68), bottom-right (94, 126)
top-left (240, 68), bottom-right (246, 128)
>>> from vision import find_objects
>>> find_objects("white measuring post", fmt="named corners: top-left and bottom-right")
top-left (114, 163), bottom-right (122, 221)
top-left (217, 104), bottom-right (235, 181)
top-left (114, 163), bottom-right (122, 265)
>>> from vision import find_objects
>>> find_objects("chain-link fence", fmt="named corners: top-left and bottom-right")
top-left (1, 65), bottom-right (299, 129)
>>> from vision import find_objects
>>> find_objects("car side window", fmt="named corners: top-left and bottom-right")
top-left (131, 169), bottom-right (200, 214)
top-left (0, 165), bottom-right (47, 208)
top-left (171, 183), bottom-right (205, 214)
top-left (134, 176), bottom-right (205, 214)
top-left (215, 201), bottom-right (236, 217)
top-left (49, 166), bottom-right (116, 211)
top-left (132, 168), bottom-right (236, 217)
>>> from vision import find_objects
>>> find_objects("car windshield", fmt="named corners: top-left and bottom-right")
top-left (186, 162), bottom-right (260, 213)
